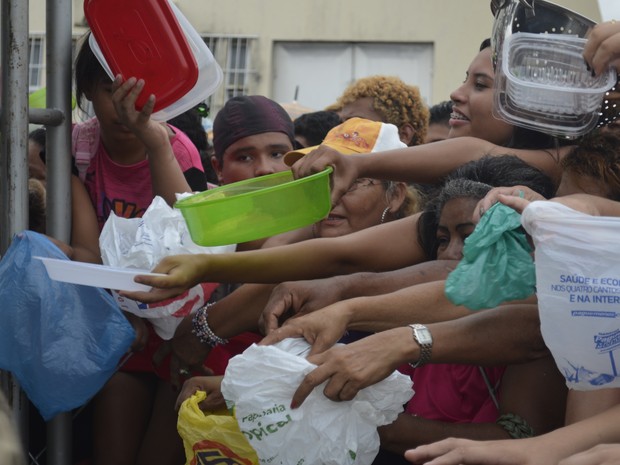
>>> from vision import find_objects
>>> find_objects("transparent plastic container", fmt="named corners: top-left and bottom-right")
top-left (504, 33), bottom-right (616, 114)
top-left (88, 0), bottom-right (222, 121)
top-left (152, 1), bottom-right (222, 121)
top-left (491, 0), bottom-right (596, 71)
top-left (494, 32), bottom-right (617, 137)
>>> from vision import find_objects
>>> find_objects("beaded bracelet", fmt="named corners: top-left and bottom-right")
top-left (191, 302), bottom-right (229, 348)
top-left (496, 413), bottom-right (535, 439)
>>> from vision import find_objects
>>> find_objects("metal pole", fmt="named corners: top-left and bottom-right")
top-left (45, 0), bottom-right (72, 241)
top-left (0, 106), bottom-right (65, 126)
top-left (0, 0), bottom-right (32, 457)
top-left (28, 107), bottom-right (65, 126)
top-left (0, 0), bottom-right (29, 247)
top-left (45, 0), bottom-right (73, 462)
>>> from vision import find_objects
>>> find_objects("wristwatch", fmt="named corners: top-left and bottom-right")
top-left (408, 324), bottom-right (433, 368)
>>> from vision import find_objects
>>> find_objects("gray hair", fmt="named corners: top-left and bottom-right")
top-left (434, 179), bottom-right (493, 214)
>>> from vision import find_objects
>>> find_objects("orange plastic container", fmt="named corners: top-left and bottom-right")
top-left (84, 0), bottom-right (198, 111)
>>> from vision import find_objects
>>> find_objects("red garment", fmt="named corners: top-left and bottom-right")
top-left (403, 364), bottom-right (506, 423)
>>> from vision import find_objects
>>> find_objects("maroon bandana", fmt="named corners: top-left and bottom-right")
top-left (213, 95), bottom-right (295, 158)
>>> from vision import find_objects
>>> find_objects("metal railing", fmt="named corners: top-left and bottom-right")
top-left (0, 0), bottom-right (73, 463)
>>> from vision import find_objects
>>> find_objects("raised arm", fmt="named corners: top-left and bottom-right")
top-left (478, 191), bottom-right (620, 219)
top-left (265, 303), bottom-right (546, 407)
top-left (122, 214), bottom-right (425, 302)
top-left (111, 76), bottom-right (192, 205)
top-left (291, 137), bottom-right (567, 206)
top-left (260, 260), bottom-right (458, 334)
top-left (264, 279), bottom-right (522, 347)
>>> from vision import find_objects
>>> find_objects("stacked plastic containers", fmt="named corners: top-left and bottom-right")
top-left (491, 0), bottom-right (618, 138)
top-left (84, 0), bottom-right (222, 121)
top-left (496, 32), bottom-right (616, 137)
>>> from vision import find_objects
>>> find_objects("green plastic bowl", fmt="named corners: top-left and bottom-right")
top-left (176, 168), bottom-right (332, 246)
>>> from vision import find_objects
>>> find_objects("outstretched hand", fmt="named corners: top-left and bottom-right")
top-left (473, 185), bottom-right (544, 222)
top-left (290, 145), bottom-right (361, 206)
top-left (120, 254), bottom-right (206, 303)
top-left (259, 278), bottom-right (348, 335)
top-left (404, 436), bottom-right (554, 465)
top-left (286, 328), bottom-right (408, 408)
top-left (259, 301), bottom-right (351, 355)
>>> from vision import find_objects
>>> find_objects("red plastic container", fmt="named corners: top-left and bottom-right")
top-left (84, 0), bottom-right (198, 111)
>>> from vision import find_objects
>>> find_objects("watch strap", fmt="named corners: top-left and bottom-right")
top-left (408, 323), bottom-right (432, 368)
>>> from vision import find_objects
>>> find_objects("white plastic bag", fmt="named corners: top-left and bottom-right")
top-left (99, 196), bottom-right (235, 339)
top-left (522, 201), bottom-right (620, 390)
top-left (221, 338), bottom-right (413, 465)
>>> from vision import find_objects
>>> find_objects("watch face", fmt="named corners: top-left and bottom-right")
top-left (415, 327), bottom-right (432, 345)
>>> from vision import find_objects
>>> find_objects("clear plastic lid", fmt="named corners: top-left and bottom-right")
top-left (494, 32), bottom-right (617, 138)
top-left (151, 1), bottom-right (222, 121)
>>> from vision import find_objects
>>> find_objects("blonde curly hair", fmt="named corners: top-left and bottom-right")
top-left (334, 75), bottom-right (429, 146)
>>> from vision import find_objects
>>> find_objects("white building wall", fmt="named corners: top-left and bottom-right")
top-left (26, 0), bottom-right (603, 108)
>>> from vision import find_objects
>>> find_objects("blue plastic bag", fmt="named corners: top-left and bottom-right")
top-left (445, 203), bottom-right (536, 310)
top-left (0, 231), bottom-right (135, 420)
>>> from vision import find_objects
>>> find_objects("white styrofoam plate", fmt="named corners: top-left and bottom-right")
top-left (34, 256), bottom-right (166, 292)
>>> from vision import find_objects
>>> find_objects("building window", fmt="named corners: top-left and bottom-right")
top-left (27, 33), bottom-right (256, 117)
top-left (28, 35), bottom-right (45, 92)
top-left (202, 35), bottom-right (257, 114)
top-left (28, 35), bottom-right (82, 92)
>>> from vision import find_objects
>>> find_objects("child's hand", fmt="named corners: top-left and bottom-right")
top-left (111, 75), bottom-right (167, 146)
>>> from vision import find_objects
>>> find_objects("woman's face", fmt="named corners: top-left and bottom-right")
top-left (435, 197), bottom-right (479, 260)
top-left (314, 178), bottom-right (391, 238)
top-left (448, 48), bottom-right (514, 146)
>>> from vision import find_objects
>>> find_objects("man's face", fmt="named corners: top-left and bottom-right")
top-left (211, 132), bottom-right (293, 184)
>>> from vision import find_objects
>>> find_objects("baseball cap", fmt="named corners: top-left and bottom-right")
top-left (283, 117), bottom-right (406, 166)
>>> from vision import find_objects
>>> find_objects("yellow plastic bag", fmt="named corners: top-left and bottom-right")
top-left (177, 390), bottom-right (259, 465)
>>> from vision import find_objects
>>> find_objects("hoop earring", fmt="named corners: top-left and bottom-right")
top-left (380, 206), bottom-right (390, 224)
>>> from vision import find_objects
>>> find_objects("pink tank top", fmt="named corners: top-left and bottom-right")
top-left (73, 118), bottom-right (204, 230)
